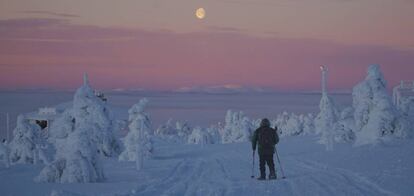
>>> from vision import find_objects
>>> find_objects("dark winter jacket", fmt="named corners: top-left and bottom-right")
top-left (251, 119), bottom-right (279, 155)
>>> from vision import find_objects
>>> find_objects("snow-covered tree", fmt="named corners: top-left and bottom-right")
top-left (119, 98), bottom-right (153, 162)
top-left (275, 112), bottom-right (290, 136)
top-left (72, 75), bottom-right (120, 156)
top-left (36, 75), bottom-right (107, 183)
top-left (35, 110), bottom-right (104, 183)
top-left (221, 110), bottom-right (253, 143)
top-left (187, 127), bottom-right (212, 145)
top-left (9, 115), bottom-right (43, 164)
top-left (352, 65), bottom-right (399, 145)
top-left (284, 113), bottom-right (303, 136)
top-left (274, 112), bottom-right (311, 136)
top-left (315, 94), bottom-right (338, 150)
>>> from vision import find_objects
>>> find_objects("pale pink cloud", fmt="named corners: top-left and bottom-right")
top-left (0, 18), bottom-right (413, 91)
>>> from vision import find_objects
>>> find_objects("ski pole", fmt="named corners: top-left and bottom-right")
top-left (275, 146), bottom-right (286, 179)
top-left (251, 150), bottom-right (255, 178)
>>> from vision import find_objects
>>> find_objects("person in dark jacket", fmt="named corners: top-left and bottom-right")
top-left (251, 118), bottom-right (279, 180)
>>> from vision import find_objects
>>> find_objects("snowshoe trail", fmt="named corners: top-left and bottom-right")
top-left (129, 142), bottom-right (396, 196)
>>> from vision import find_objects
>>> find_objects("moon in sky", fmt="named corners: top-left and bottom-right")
top-left (195, 8), bottom-right (206, 19)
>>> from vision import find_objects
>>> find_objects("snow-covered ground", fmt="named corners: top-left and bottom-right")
top-left (1, 135), bottom-right (413, 195)
top-left (1, 90), bottom-right (413, 196)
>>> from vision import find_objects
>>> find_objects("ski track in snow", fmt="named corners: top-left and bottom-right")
top-left (122, 143), bottom-right (396, 196)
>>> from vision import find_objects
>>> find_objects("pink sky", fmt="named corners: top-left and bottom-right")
top-left (0, 0), bottom-right (413, 91)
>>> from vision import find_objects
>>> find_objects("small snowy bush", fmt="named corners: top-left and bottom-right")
top-left (221, 110), bottom-right (254, 143)
top-left (9, 115), bottom-right (44, 164)
top-left (274, 112), bottom-right (312, 136)
top-left (334, 107), bottom-right (356, 143)
top-left (187, 127), bottom-right (213, 145)
top-left (119, 98), bottom-right (153, 162)
top-left (0, 141), bottom-right (10, 167)
top-left (155, 119), bottom-right (193, 143)
top-left (302, 113), bottom-right (315, 135)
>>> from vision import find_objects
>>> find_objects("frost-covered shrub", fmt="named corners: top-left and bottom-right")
top-left (176, 121), bottom-right (193, 138)
top-left (9, 115), bottom-right (44, 164)
top-left (302, 113), bottom-right (315, 135)
top-left (399, 96), bottom-right (414, 120)
top-left (156, 119), bottom-right (193, 143)
top-left (315, 94), bottom-right (338, 150)
top-left (119, 98), bottom-right (153, 162)
top-left (187, 127), bottom-right (212, 145)
top-left (156, 119), bottom-right (176, 136)
top-left (206, 125), bottom-right (221, 144)
top-left (0, 141), bottom-right (10, 167)
top-left (274, 112), bottom-right (312, 136)
top-left (334, 107), bottom-right (356, 143)
top-left (275, 112), bottom-right (290, 136)
top-left (221, 110), bottom-right (254, 143)
top-left (393, 96), bottom-right (414, 139)
top-left (352, 65), bottom-right (399, 145)
top-left (284, 113), bottom-right (303, 136)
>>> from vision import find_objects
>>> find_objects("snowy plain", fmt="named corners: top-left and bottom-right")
top-left (0, 90), bottom-right (413, 196)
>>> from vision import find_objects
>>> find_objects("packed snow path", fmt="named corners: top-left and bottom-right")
top-left (128, 140), bottom-right (395, 196)
top-left (2, 136), bottom-right (411, 196)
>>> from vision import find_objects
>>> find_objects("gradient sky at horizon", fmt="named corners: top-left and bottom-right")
top-left (0, 0), bottom-right (413, 91)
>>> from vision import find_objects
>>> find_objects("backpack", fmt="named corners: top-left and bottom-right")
top-left (258, 127), bottom-right (278, 147)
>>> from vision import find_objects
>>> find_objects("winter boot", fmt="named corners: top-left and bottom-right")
top-left (269, 170), bottom-right (277, 180)
top-left (257, 170), bottom-right (266, 180)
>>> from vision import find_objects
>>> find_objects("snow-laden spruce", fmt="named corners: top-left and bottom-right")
top-left (220, 110), bottom-right (253, 143)
top-left (36, 76), bottom-right (109, 183)
top-left (119, 98), bottom-right (153, 162)
top-left (72, 75), bottom-right (120, 156)
top-left (8, 115), bottom-right (46, 164)
top-left (36, 108), bottom-right (105, 183)
top-left (314, 94), bottom-right (338, 150)
top-left (352, 65), bottom-right (405, 145)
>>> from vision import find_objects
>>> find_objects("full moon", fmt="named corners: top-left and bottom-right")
top-left (195, 8), bottom-right (205, 19)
